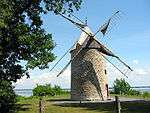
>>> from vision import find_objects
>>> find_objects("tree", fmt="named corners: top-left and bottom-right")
top-left (0, 80), bottom-right (16, 113)
top-left (0, 0), bottom-right (82, 82)
top-left (0, 0), bottom-right (82, 112)
top-left (33, 84), bottom-right (55, 96)
top-left (113, 78), bottom-right (131, 95)
top-left (32, 84), bottom-right (65, 96)
top-left (53, 85), bottom-right (63, 95)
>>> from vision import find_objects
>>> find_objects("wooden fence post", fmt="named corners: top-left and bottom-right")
top-left (39, 96), bottom-right (42, 113)
top-left (80, 100), bottom-right (82, 104)
top-left (115, 96), bottom-right (121, 113)
top-left (39, 96), bottom-right (44, 113)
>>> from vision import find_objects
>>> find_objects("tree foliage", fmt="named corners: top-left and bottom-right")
top-left (0, 0), bottom-right (82, 112)
top-left (33, 84), bottom-right (66, 96)
top-left (0, 0), bottom-right (82, 82)
top-left (113, 78), bottom-right (131, 95)
top-left (33, 84), bottom-right (55, 96)
top-left (53, 85), bottom-right (64, 95)
top-left (113, 78), bottom-right (142, 96)
top-left (0, 80), bottom-right (16, 113)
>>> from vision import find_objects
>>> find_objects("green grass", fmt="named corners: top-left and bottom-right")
top-left (110, 94), bottom-right (150, 100)
top-left (16, 94), bottom-right (150, 113)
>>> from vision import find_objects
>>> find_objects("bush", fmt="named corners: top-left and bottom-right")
top-left (113, 79), bottom-right (142, 96)
top-left (33, 84), bottom-right (55, 96)
top-left (16, 95), bottom-right (29, 101)
top-left (143, 92), bottom-right (150, 98)
top-left (0, 80), bottom-right (16, 113)
top-left (128, 89), bottom-right (141, 96)
top-left (33, 84), bottom-right (68, 97)
top-left (109, 90), bottom-right (115, 94)
top-left (113, 79), bottom-right (131, 95)
top-left (53, 85), bottom-right (63, 95)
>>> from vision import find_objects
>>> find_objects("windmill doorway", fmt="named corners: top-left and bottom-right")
top-left (106, 84), bottom-right (109, 98)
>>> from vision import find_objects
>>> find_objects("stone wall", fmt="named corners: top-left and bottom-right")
top-left (70, 48), bottom-right (108, 101)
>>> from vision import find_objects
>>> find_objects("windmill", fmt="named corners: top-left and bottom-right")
top-left (50, 11), bottom-right (133, 101)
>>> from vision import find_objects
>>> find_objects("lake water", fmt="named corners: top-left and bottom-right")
top-left (15, 88), bottom-right (150, 97)
top-left (15, 89), bottom-right (33, 97)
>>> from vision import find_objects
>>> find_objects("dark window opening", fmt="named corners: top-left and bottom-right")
top-left (105, 69), bottom-right (107, 74)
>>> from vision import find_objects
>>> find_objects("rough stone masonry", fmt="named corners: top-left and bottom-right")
top-left (70, 42), bottom-right (109, 101)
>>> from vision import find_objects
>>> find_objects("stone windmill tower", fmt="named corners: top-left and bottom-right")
top-left (50, 11), bottom-right (133, 101)
top-left (70, 26), bottom-right (109, 100)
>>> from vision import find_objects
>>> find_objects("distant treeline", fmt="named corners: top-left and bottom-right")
top-left (109, 86), bottom-right (150, 89)
top-left (15, 86), bottom-right (150, 91)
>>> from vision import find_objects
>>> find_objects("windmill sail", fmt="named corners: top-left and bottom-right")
top-left (82, 36), bottom-right (132, 77)
top-left (50, 11), bottom-right (119, 73)
top-left (57, 32), bottom-right (92, 77)
top-left (49, 41), bottom-right (77, 72)
top-left (100, 19), bottom-right (111, 35)
top-left (49, 14), bottom-right (89, 73)
top-left (85, 38), bottom-right (133, 72)
top-left (100, 53), bottom-right (128, 78)
top-left (51, 11), bottom-right (132, 78)
top-left (56, 26), bottom-right (132, 77)
top-left (51, 11), bottom-right (133, 101)
top-left (94, 11), bottom-right (120, 36)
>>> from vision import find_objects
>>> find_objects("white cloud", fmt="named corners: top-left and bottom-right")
top-left (107, 63), bottom-right (126, 86)
top-left (106, 62), bottom-right (150, 87)
top-left (127, 68), bottom-right (150, 86)
top-left (133, 59), bottom-right (139, 64)
top-left (15, 61), bottom-right (150, 89)
top-left (14, 68), bottom-right (71, 89)
top-left (134, 68), bottom-right (148, 75)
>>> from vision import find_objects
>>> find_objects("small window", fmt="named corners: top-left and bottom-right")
top-left (104, 69), bottom-right (107, 74)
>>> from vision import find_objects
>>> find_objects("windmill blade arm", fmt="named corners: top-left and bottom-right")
top-left (106, 51), bottom-right (133, 71)
top-left (100, 53), bottom-right (128, 78)
top-left (58, 12), bottom-right (86, 28)
top-left (106, 50), bottom-right (133, 71)
top-left (100, 46), bottom-right (117, 57)
top-left (49, 41), bottom-right (77, 72)
top-left (86, 46), bottom-right (133, 72)
top-left (102, 47), bottom-right (133, 71)
top-left (95, 11), bottom-right (120, 36)
top-left (116, 57), bottom-right (133, 71)
top-left (96, 40), bottom-right (133, 71)
top-left (58, 12), bottom-right (96, 37)
top-left (85, 46), bottom-right (115, 57)
top-left (49, 47), bottom-right (71, 72)
top-left (57, 60), bottom-right (71, 77)
top-left (90, 39), bottom-right (133, 71)
top-left (57, 36), bottom-right (92, 77)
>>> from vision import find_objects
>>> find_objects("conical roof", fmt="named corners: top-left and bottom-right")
top-left (71, 26), bottom-right (96, 50)
top-left (71, 26), bottom-right (116, 57)
top-left (77, 26), bottom-right (94, 45)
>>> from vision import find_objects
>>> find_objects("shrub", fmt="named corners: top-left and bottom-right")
top-left (33, 84), bottom-right (55, 96)
top-left (0, 80), bottom-right (16, 113)
top-left (113, 78), bottom-right (131, 95)
top-left (109, 90), bottom-right (115, 94)
top-left (53, 85), bottom-right (63, 95)
top-left (16, 95), bottom-right (29, 101)
top-left (128, 89), bottom-right (141, 96)
top-left (33, 84), bottom-right (68, 97)
top-left (113, 79), bottom-right (143, 96)
top-left (143, 92), bottom-right (150, 98)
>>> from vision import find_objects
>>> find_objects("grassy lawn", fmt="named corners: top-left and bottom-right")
top-left (110, 94), bottom-right (150, 100)
top-left (17, 94), bottom-right (150, 113)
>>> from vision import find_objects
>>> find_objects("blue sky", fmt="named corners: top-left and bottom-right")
top-left (15, 0), bottom-right (150, 89)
